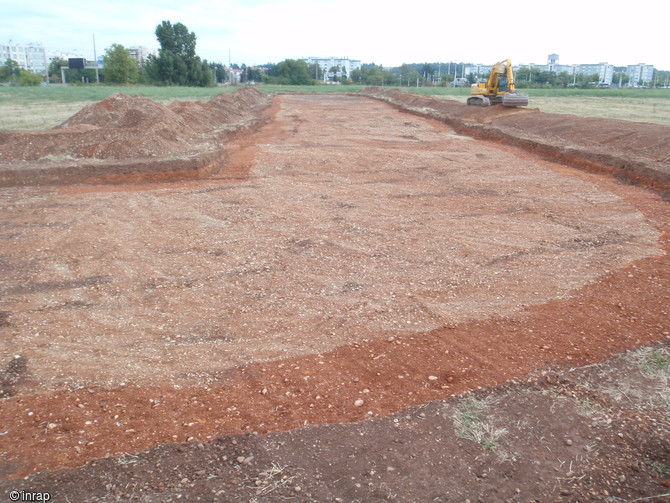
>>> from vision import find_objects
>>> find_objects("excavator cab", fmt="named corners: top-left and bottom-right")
top-left (467, 59), bottom-right (528, 107)
top-left (497, 75), bottom-right (509, 92)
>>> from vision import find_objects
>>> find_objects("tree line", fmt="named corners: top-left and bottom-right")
top-left (2, 21), bottom-right (320, 87)
top-left (1, 21), bottom-right (219, 87)
top-left (3, 22), bottom-right (668, 88)
top-left (349, 63), bottom-right (668, 89)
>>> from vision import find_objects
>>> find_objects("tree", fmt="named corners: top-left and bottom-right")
top-left (1, 60), bottom-right (43, 85)
top-left (307, 63), bottom-right (323, 81)
top-left (281, 59), bottom-right (312, 84)
top-left (612, 71), bottom-right (627, 87)
top-left (145, 21), bottom-right (214, 86)
top-left (210, 62), bottom-right (229, 84)
top-left (350, 64), bottom-right (396, 86)
top-left (0, 59), bottom-right (21, 81)
top-left (19, 70), bottom-right (43, 86)
top-left (397, 64), bottom-right (414, 86)
top-left (266, 59), bottom-right (314, 85)
top-left (555, 71), bottom-right (572, 88)
top-left (103, 44), bottom-right (139, 84)
top-left (156, 21), bottom-right (196, 59)
top-left (329, 65), bottom-right (340, 82)
top-left (245, 66), bottom-right (262, 83)
top-left (48, 57), bottom-right (67, 83)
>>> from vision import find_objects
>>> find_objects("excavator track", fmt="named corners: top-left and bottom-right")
top-left (502, 92), bottom-right (529, 107)
top-left (466, 96), bottom-right (491, 106)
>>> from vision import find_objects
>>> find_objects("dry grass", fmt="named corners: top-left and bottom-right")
top-left (452, 396), bottom-right (508, 451)
top-left (528, 96), bottom-right (670, 126)
top-left (633, 347), bottom-right (670, 419)
top-left (0, 98), bottom-right (215, 130)
top-left (1, 101), bottom-right (88, 129)
top-left (2, 85), bottom-right (669, 130)
top-left (250, 462), bottom-right (297, 496)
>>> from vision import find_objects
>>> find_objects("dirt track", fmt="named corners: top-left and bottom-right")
top-left (1, 91), bottom-right (669, 501)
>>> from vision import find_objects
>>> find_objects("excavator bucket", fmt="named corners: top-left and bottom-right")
top-left (502, 93), bottom-right (529, 107)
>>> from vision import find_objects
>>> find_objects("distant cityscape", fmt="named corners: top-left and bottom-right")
top-left (464, 54), bottom-right (656, 88)
top-left (0, 42), bottom-right (663, 88)
top-left (0, 41), bottom-right (155, 77)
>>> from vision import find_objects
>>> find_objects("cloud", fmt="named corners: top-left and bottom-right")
top-left (4, 0), bottom-right (669, 69)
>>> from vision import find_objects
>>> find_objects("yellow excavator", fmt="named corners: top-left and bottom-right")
top-left (467, 59), bottom-right (529, 107)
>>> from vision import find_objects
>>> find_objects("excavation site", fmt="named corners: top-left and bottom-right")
top-left (0, 87), bottom-right (669, 502)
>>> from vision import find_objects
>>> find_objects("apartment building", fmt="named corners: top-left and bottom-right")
top-left (302, 57), bottom-right (362, 81)
top-left (540, 55), bottom-right (660, 86)
top-left (0, 42), bottom-right (48, 75)
top-left (544, 54), bottom-right (574, 74)
top-left (464, 64), bottom-right (491, 77)
top-left (128, 46), bottom-right (156, 66)
top-left (626, 64), bottom-right (654, 86)
top-left (575, 62), bottom-right (614, 85)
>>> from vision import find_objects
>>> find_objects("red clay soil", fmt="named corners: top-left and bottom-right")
top-left (0, 91), bottom-right (669, 501)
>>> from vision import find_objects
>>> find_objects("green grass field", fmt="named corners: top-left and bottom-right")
top-left (1, 84), bottom-right (668, 129)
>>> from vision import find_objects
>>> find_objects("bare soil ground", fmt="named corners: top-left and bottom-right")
top-left (0, 90), bottom-right (669, 502)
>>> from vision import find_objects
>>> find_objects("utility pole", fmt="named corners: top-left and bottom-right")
top-left (92, 34), bottom-right (99, 83)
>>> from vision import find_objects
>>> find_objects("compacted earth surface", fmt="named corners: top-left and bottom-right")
top-left (0, 89), bottom-right (669, 502)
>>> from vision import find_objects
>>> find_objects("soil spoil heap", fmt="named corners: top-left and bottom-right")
top-left (0, 87), bottom-right (270, 186)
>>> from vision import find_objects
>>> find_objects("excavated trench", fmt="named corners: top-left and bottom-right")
top-left (360, 87), bottom-right (670, 195)
top-left (0, 90), bottom-right (669, 491)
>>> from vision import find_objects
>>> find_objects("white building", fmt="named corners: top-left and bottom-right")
top-left (302, 57), bottom-right (361, 81)
top-left (228, 68), bottom-right (243, 84)
top-left (128, 46), bottom-right (156, 67)
top-left (49, 50), bottom-right (85, 61)
top-left (0, 42), bottom-right (48, 76)
top-left (544, 54), bottom-right (575, 75)
top-left (464, 64), bottom-right (491, 77)
top-left (524, 55), bottom-right (613, 85)
top-left (575, 63), bottom-right (614, 85)
top-left (626, 64), bottom-right (654, 86)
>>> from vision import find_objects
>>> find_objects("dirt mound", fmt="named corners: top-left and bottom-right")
top-left (361, 87), bottom-right (670, 193)
top-left (169, 87), bottom-right (268, 133)
top-left (60, 93), bottom-right (192, 132)
top-left (0, 87), bottom-right (270, 185)
top-left (0, 124), bottom-right (197, 162)
top-left (59, 87), bottom-right (270, 136)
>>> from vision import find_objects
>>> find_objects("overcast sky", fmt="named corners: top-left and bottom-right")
top-left (3, 0), bottom-right (668, 70)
